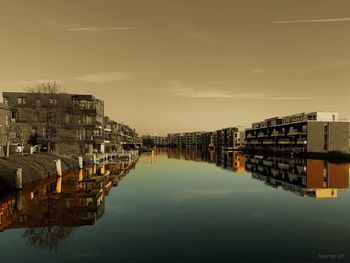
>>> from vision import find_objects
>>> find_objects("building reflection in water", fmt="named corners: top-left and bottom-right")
top-left (245, 155), bottom-right (349, 198)
top-left (0, 161), bottom-right (137, 251)
top-left (165, 147), bottom-right (349, 198)
top-left (166, 147), bottom-right (246, 173)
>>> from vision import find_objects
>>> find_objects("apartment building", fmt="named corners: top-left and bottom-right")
top-left (154, 135), bottom-right (168, 146)
top-left (216, 127), bottom-right (240, 151)
top-left (245, 112), bottom-right (349, 154)
top-left (200, 132), bottom-right (216, 149)
top-left (0, 103), bottom-right (11, 157)
top-left (2, 92), bottom-right (106, 154)
top-left (184, 132), bottom-right (204, 148)
top-left (167, 133), bottom-right (184, 147)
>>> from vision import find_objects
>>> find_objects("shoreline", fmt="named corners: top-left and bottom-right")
top-left (0, 153), bottom-right (78, 190)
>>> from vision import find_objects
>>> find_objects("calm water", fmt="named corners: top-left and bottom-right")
top-left (0, 149), bottom-right (350, 263)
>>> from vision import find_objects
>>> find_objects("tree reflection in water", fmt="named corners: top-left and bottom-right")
top-left (23, 226), bottom-right (74, 252)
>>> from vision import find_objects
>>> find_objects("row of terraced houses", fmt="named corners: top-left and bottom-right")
top-left (165, 111), bottom-right (349, 155)
top-left (0, 92), bottom-right (140, 157)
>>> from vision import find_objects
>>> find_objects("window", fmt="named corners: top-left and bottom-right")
top-left (17, 97), bottom-right (26, 105)
top-left (3, 97), bottom-right (8, 105)
top-left (65, 114), bottom-right (70, 124)
top-left (49, 98), bottom-right (57, 105)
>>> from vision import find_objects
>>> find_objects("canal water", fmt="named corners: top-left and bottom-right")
top-left (0, 148), bottom-right (349, 263)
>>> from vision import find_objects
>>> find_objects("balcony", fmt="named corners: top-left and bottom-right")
top-left (257, 133), bottom-right (269, 138)
top-left (263, 160), bottom-right (273, 167)
top-left (288, 129), bottom-right (306, 136)
top-left (278, 162), bottom-right (290, 170)
top-left (296, 139), bottom-right (307, 145)
top-left (278, 139), bottom-right (292, 145)
top-left (263, 139), bottom-right (275, 145)
top-left (271, 131), bottom-right (283, 137)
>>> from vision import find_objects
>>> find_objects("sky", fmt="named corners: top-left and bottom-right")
top-left (1, 0), bottom-right (350, 135)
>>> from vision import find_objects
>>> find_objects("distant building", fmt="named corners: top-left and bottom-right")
top-left (141, 134), bottom-right (168, 146)
top-left (216, 127), bottom-right (240, 151)
top-left (167, 133), bottom-right (184, 147)
top-left (245, 112), bottom-right (349, 154)
top-left (200, 132), bottom-right (216, 149)
top-left (184, 132), bottom-right (204, 148)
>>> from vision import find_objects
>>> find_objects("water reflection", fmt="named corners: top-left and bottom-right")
top-left (245, 155), bottom-right (349, 198)
top-left (166, 148), bottom-right (246, 173)
top-left (166, 147), bottom-right (349, 198)
top-left (0, 161), bottom-right (137, 251)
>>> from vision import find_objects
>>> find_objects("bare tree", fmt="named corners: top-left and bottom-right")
top-left (25, 82), bottom-right (69, 153)
top-left (14, 126), bottom-right (26, 156)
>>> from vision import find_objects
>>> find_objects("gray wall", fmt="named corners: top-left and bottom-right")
top-left (307, 122), bottom-right (325, 153)
top-left (307, 121), bottom-right (349, 153)
top-left (329, 122), bottom-right (349, 153)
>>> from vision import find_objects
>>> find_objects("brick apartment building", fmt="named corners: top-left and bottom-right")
top-left (0, 103), bottom-right (11, 157)
top-left (2, 92), bottom-right (138, 155)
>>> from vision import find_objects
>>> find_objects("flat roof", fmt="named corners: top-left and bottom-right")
top-left (0, 103), bottom-right (9, 111)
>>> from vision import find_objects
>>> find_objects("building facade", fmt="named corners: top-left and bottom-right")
top-left (2, 92), bottom-right (139, 155)
top-left (0, 103), bottom-right (11, 157)
top-left (3, 92), bottom-right (106, 154)
top-left (216, 127), bottom-right (240, 151)
top-left (245, 112), bottom-right (349, 154)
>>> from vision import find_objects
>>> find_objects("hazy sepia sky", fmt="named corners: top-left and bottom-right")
top-left (1, 0), bottom-right (350, 135)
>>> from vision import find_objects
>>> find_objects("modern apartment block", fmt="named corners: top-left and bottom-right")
top-left (167, 128), bottom-right (241, 150)
top-left (200, 132), bottom-right (216, 149)
top-left (245, 112), bottom-right (349, 154)
top-left (0, 103), bottom-right (11, 157)
top-left (153, 135), bottom-right (168, 146)
top-left (184, 132), bottom-right (205, 148)
top-left (167, 133), bottom-right (184, 147)
top-left (141, 134), bottom-right (168, 146)
top-left (216, 127), bottom-right (240, 151)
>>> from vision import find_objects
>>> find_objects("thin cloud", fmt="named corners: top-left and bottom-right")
top-left (307, 59), bottom-right (350, 71)
top-left (73, 72), bottom-right (134, 83)
top-left (66, 27), bottom-right (136, 32)
top-left (171, 88), bottom-right (233, 98)
top-left (273, 17), bottom-right (350, 24)
top-left (0, 79), bottom-right (61, 89)
top-left (251, 69), bottom-right (267, 74)
top-left (168, 84), bottom-right (307, 100)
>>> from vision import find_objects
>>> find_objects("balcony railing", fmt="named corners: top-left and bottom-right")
top-left (288, 130), bottom-right (306, 136)
top-left (263, 139), bottom-right (275, 144)
top-left (296, 139), bottom-right (307, 145)
top-left (271, 131), bottom-right (283, 137)
top-left (258, 133), bottom-right (268, 138)
top-left (278, 139), bottom-right (292, 144)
